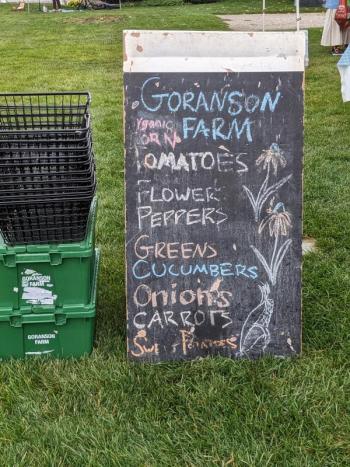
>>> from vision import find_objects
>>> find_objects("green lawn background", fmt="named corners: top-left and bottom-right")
top-left (0, 2), bottom-right (349, 465)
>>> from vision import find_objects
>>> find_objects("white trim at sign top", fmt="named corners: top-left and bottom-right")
top-left (123, 30), bottom-right (307, 73)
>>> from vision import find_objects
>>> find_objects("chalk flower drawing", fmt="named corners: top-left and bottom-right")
top-left (256, 143), bottom-right (286, 175)
top-left (251, 201), bottom-right (292, 286)
top-left (239, 283), bottom-right (274, 356)
top-left (240, 143), bottom-right (293, 357)
top-left (243, 143), bottom-right (291, 222)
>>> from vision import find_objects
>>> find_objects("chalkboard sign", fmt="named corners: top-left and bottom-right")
top-left (124, 31), bottom-right (305, 362)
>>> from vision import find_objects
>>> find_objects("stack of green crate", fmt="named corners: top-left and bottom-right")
top-left (0, 197), bottom-right (100, 359)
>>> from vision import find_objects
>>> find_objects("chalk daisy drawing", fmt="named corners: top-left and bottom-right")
top-left (239, 283), bottom-right (274, 356)
top-left (243, 143), bottom-right (291, 222)
top-left (251, 201), bottom-right (292, 286)
top-left (239, 143), bottom-right (293, 357)
top-left (256, 143), bottom-right (286, 175)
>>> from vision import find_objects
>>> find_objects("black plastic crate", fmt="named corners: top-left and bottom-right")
top-left (0, 136), bottom-right (92, 154)
top-left (0, 131), bottom-right (91, 150)
top-left (0, 115), bottom-right (90, 140)
top-left (0, 148), bottom-right (94, 169)
top-left (0, 174), bottom-right (96, 201)
top-left (0, 220), bottom-right (89, 245)
top-left (0, 151), bottom-right (93, 168)
top-left (0, 153), bottom-right (92, 169)
top-left (0, 170), bottom-right (95, 189)
top-left (0, 157), bottom-right (92, 168)
top-left (0, 197), bottom-right (93, 245)
top-left (0, 159), bottom-right (93, 171)
top-left (0, 92), bottom-right (96, 245)
top-left (0, 178), bottom-right (96, 200)
top-left (0, 139), bottom-right (94, 178)
top-left (0, 142), bottom-right (92, 157)
top-left (0, 160), bottom-right (94, 177)
top-left (0, 92), bottom-right (90, 130)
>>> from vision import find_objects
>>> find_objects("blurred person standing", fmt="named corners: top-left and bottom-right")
top-left (321, 0), bottom-right (350, 55)
top-left (52, 0), bottom-right (61, 10)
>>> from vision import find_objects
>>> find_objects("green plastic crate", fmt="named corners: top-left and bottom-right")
top-left (0, 248), bottom-right (100, 359)
top-left (0, 197), bottom-right (97, 314)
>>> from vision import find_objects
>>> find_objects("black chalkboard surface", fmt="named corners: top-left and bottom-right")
top-left (124, 72), bottom-right (303, 362)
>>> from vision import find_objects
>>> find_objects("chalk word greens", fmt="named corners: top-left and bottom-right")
top-left (134, 236), bottom-right (218, 260)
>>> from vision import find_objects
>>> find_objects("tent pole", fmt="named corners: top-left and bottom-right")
top-left (262, 0), bottom-right (266, 31)
top-left (296, 0), bottom-right (300, 31)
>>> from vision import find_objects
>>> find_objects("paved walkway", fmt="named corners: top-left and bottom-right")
top-left (218, 13), bottom-right (325, 31)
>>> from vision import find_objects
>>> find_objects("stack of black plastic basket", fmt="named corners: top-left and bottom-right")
top-left (0, 92), bottom-right (96, 245)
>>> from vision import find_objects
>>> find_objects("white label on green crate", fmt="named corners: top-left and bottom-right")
top-left (21, 269), bottom-right (57, 305)
top-left (27, 333), bottom-right (57, 345)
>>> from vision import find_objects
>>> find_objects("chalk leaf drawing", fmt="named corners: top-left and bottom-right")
top-left (243, 143), bottom-right (291, 222)
top-left (251, 201), bottom-right (292, 286)
top-left (239, 283), bottom-right (274, 357)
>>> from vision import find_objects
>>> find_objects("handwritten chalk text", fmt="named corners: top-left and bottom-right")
top-left (132, 260), bottom-right (258, 280)
top-left (134, 235), bottom-right (218, 260)
top-left (137, 180), bottom-right (221, 204)
top-left (140, 77), bottom-right (281, 116)
top-left (133, 283), bottom-right (232, 308)
top-left (133, 308), bottom-right (233, 330)
top-left (180, 330), bottom-right (238, 355)
top-left (137, 206), bottom-right (228, 229)
top-left (137, 151), bottom-right (248, 173)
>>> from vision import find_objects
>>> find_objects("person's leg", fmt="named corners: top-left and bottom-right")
top-left (14, 0), bottom-right (25, 10)
top-left (332, 46), bottom-right (344, 55)
top-left (321, 9), bottom-right (344, 54)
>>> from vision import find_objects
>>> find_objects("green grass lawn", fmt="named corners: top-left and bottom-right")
top-left (0, 2), bottom-right (350, 465)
